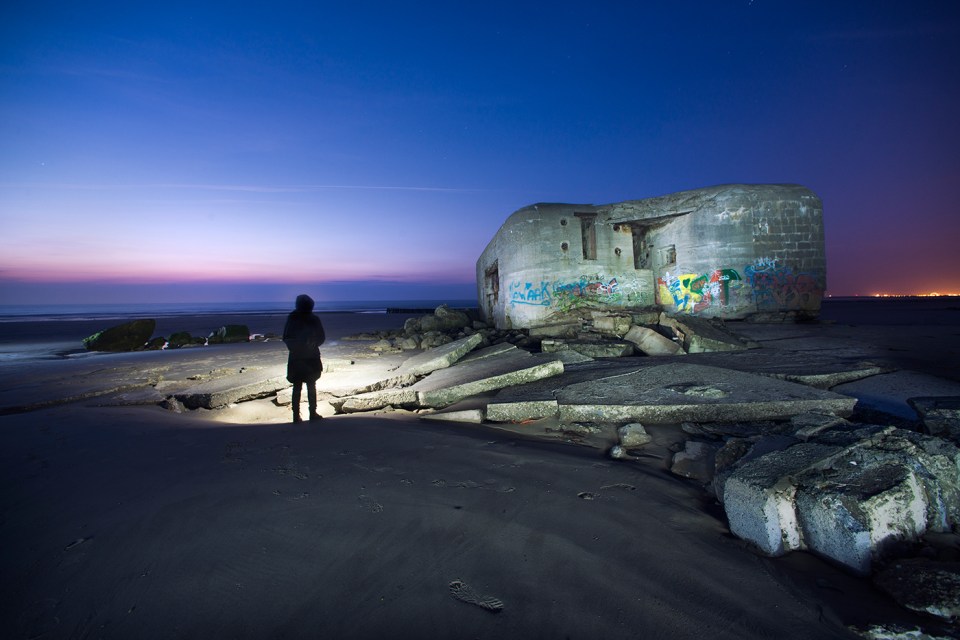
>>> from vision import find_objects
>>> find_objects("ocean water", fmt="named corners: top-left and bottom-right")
top-left (0, 299), bottom-right (477, 323)
top-left (0, 299), bottom-right (477, 364)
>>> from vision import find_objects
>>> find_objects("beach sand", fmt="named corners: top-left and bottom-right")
top-left (1, 307), bottom-right (957, 639)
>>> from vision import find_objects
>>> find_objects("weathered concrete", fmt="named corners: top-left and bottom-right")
top-left (723, 443), bottom-right (842, 556)
top-left (413, 351), bottom-right (564, 409)
top-left (623, 325), bottom-right (684, 356)
top-left (909, 396), bottom-right (960, 443)
top-left (486, 399), bottom-right (559, 423)
top-left (476, 184), bottom-right (826, 329)
top-left (618, 423), bottom-right (652, 448)
top-left (875, 559), bottom-right (960, 620)
top-left (833, 371), bottom-right (960, 422)
top-left (795, 463), bottom-right (928, 575)
top-left (658, 314), bottom-right (756, 353)
top-left (334, 388), bottom-right (419, 413)
top-left (541, 339), bottom-right (634, 358)
top-left (174, 368), bottom-right (289, 409)
top-left (722, 426), bottom-right (960, 575)
top-left (671, 441), bottom-right (719, 483)
top-left (554, 363), bottom-right (856, 424)
top-left (398, 333), bottom-right (482, 376)
top-left (420, 408), bottom-right (486, 423)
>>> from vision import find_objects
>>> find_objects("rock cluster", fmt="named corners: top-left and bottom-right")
top-left (82, 320), bottom-right (252, 351)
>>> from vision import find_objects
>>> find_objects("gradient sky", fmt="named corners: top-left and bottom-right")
top-left (2, 1), bottom-right (959, 304)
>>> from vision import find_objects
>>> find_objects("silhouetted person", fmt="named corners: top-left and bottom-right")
top-left (283, 294), bottom-right (326, 422)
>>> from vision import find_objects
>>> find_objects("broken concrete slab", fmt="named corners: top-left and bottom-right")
top-left (671, 441), bottom-right (719, 483)
top-left (618, 423), bottom-right (652, 448)
top-left (486, 399), bottom-right (559, 423)
top-left (173, 367), bottom-right (289, 409)
top-left (623, 325), bottom-right (684, 356)
top-left (875, 559), bottom-right (960, 620)
top-left (413, 350), bottom-right (564, 409)
top-left (458, 342), bottom-right (519, 363)
top-left (334, 388), bottom-right (419, 413)
top-left (398, 333), bottom-right (482, 376)
top-left (420, 408), bottom-right (486, 423)
top-left (659, 314), bottom-right (757, 353)
top-left (541, 339), bottom-right (634, 358)
top-left (554, 363), bottom-right (856, 424)
top-left (832, 371), bottom-right (960, 422)
top-left (909, 396), bottom-right (960, 443)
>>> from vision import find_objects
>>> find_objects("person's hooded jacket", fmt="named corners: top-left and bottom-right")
top-left (282, 294), bottom-right (326, 383)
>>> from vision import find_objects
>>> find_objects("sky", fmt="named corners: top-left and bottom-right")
top-left (2, 1), bottom-right (959, 304)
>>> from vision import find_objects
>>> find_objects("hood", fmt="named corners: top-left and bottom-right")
top-left (295, 294), bottom-right (315, 312)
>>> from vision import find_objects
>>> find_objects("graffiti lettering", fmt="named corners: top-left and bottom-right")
top-left (509, 281), bottom-right (552, 306)
top-left (658, 268), bottom-right (743, 313)
top-left (744, 263), bottom-right (822, 310)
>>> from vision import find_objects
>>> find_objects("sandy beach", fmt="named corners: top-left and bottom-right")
top-left (2, 303), bottom-right (959, 639)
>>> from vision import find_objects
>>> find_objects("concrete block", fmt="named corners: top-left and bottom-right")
top-left (623, 325), bottom-right (684, 356)
top-left (541, 339), bottom-right (633, 358)
top-left (174, 370), bottom-right (289, 409)
top-left (722, 443), bottom-right (842, 556)
top-left (528, 323), bottom-right (581, 339)
top-left (909, 396), bottom-right (960, 443)
top-left (590, 312), bottom-right (632, 337)
top-left (671, 441), bottom-right (719, 483)
top-left (795, 463), bottom-right (928, 575)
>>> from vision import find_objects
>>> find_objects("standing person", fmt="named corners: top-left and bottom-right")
top-left (283, 294), bottom-right (326, 422)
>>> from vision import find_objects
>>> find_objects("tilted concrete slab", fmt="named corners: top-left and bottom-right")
top-left (832, 371), bottom-right (960, 421)
top-left (554, 363), bottom-right (856, 424)
top-left (420, 408), bottom-right (486, 423)
top-left (624, 325), bottom-right (684, 356)
top-left (397, 333), bottom-right (482, 376)
top-left (333, 388), bottom-right (419, 413)
top-left (174, 365), bottom-right (289, 409)
top-left (659, 314), bottom-right (757, 353)
top-left (413, 350), bottom-right (564, 409)
top-left (486, 399), bottom-right (559, 423)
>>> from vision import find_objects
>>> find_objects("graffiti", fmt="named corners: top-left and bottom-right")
top-left (658, 268), bottom-right (743, 313)
top-left (552, 276), bottom-right (621, 311)
top-left (509, 280), bottom-right (552, 306)
top-left (744, 262), bottom-right (822, 310)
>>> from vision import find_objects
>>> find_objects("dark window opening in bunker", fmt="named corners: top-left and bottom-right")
top-left (662, 244), bottom-right (677, 266)
top-left (576, 213), bottom-right (597, 260)
top-left (632, 227), bottom-right (650, 269)
top-left (484, 263), bottom-right (499, 311)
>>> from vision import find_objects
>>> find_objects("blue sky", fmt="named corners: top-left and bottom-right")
top-left (2, 1), bottom-right (959, 303)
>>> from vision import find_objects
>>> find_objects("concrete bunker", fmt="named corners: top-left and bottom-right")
top-left (476, 184), bottom-right (826, 329)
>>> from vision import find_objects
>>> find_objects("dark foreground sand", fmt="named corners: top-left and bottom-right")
top-left (3, 405), bottom-right (866, 640)
top-left (2, 304), bottom-right (958, 639)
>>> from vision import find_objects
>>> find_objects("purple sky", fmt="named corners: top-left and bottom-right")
top-left (2, 1), bottom-right (959, 304)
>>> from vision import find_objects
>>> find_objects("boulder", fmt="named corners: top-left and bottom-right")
top-left (434, 305), bottom-right (470, 330)
top-left (208, 324), bottom-right (249, 344)
top-left (168, 331), bottom-right (194, 349)
top-left (145, 336), bottom-right (166, 350)
top-left (83, 319), bottom-right (156, 352)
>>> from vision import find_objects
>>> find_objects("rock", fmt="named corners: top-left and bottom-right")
top-left (209, 324), bottom-right (249, 344)
top-left (623, 325), bottom-right (684, 356)
top-left (145, 336), bottom-right (166, 350)
top-left (874, 559), bottom-right (960, 620)
top-left (399, 336), bottom-right (420, 350)
top-left (420, 333), bottom-right (453, 349)
top-left (670, 440), bottom-right (719, 483)
top-left (370, 339), bottom-right (395, 352)
top-left (609, 445), bottom-right (633, 460)
top-left (618, 423), bottom-right (652, 448)
top-left (83, 319), bottom-right (156, 351)
top-left (403, 317), bottom-right (421, 333)
top-left (434, 304), bottom-right (470, 330)
top-left (168, 331), bottom-right (194, 349)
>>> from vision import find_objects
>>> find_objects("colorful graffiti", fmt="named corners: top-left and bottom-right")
top-left (744, 260), bottom-right (822, 310)
top-left (509, 275), bottom-right (637, 310)
top-left (657, 268), bottom-right (743, 313)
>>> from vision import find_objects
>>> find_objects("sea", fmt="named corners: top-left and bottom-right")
top-left (0, 299), bottom-right (477, 365)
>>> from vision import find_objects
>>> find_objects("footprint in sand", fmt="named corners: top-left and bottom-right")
top-left (448, 580), bottom-right (503, 613)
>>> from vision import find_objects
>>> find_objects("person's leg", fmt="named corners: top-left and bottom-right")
top-left (291, 382), bottom-right (303, 422)
top-left (308, 381), bottom-right (320, 420)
